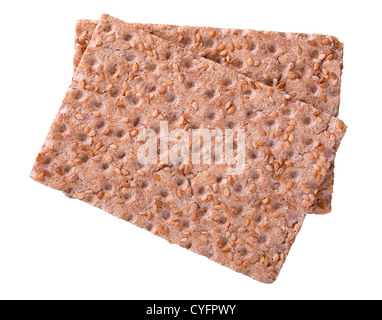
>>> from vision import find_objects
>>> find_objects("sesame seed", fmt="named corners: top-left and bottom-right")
top-left (253, 60), bottom-right (261, 67)
top-left (286, 125), bottom-right (295, 132)
top-left (321, 38), bottom-right (330, 45)
top-left (227, 106), bottom-right (236, 114)
top-left (158, 86), bottom-right (167, 94)
top-left (198, 61), bottom-right (208, 69)
top-left (132, 63), bottom-right (139, 72)
top-left (76, 193), bottom-right (85, 200)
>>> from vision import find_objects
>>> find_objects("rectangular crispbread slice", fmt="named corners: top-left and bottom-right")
top-left (74, 19), bottom-right (343, 214)
top-left (31, 14), bottom-right (346, 283)
top-left (74, 19), bottom-right (343, 116)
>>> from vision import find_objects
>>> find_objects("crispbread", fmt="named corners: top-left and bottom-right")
top-left (74, 20), bottom-right (343, 116)
top-left (31, 14), bottom-right (346, 282)
top-left (74, 19), bottom-right (98, 71)
top-left (73, 19), bottom-right (343, 214)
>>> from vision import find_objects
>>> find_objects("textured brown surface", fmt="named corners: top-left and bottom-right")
top-left (74, 20), bottom-right (98, 71)
top-left (74, 20), bottom-right (343, 116)
top-left (74, 19), bottom-right (343, 214)
top-left (31, 15), bottom-right (346, 283)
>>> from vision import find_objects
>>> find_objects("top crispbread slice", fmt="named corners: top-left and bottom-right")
top-left (31, 14), bottom-right (346, 282)
top-left (74, 19), bottom-right (343, 117)
top-left (74, 18), bottom-right (343, 214)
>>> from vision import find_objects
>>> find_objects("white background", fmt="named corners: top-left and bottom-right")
top-left (0, 0), bottom-right (381, 300)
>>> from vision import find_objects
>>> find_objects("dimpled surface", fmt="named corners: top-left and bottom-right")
top-left (31, 15), bottom-right (346, 283)
top-left (74, 18), bottom-right (344, 214)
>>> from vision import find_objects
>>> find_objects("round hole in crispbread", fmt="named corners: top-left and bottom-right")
top-left (180, 35), bottom-right (193, 46)
top-left (144, 62), bottom-right (157, 72)
top-left (206, 111), bottom-right (216, 120)
top-left (280, 107), bottom-right (292, 116)
top-left (226, 121), bottom-right (236, 129)
top-left (231, 59), bottom-right (244, 69)
top-left (122, 32), bottom-right (133, 41)
top-left (237, 246), bottom-right (248, 256)
top-left (166, 93), bottom-right (176, 103)
top-left (203, 38), bottom-right (214, 48)
top-left (116, 151), bottom-right (126, 159)
top-left (306, 83), bottom-right (318, 94)
top-left (145, 223), bottom-right (153, 231)
top-left (145, 84), bottom-right (157, 93)
top-left (181, 59), bottom-right (193, 68)
top-left (242, 88), bottom-right (252, 96)
top-left (101, 162), bottom-right (110, 170)
top-left (204, 89), bottom-right (215, 99)
top-left (138, 180), bottom-right (149, 189)
top-left (245, 110), bottom-right (256, 119)
top-left (122, 192), bottom-right (133, 201)
top-left (268, 45), bottom-right (277, 54)
top-left (309, 49), bottom-right (319, 59)
top-left (124, 213), bottom-right (134, 221)
top-left (215, 215), bottom-right (227, 224)
top-left (96, 120), bottom-right (105, 129)
top-left (129, 95), bottom-right (140, 105)
top-left (264, 118), bottom-right (275, 127)
top-left (222, 79), bottom-right (232, 87)
top-left (160, 190), bottom-right (169, 198)
top-left (106, 63), bottom-right (118, 76)
top-left (185, 80), bottom-right (195, 89)
top-left (102, 24), bottom-right (112, 33)
top-left (85, 55), bottom-right (97, 66)
top-left (62, 165), bottom-right (72, 175)
top-left (109, 86), bottom-right (120, 98)
top-left (116, 129), bottom-right (126, 138)
top-left (73, 89), bottom-right (84, 100)
top-left (180, 219), bottom-right (190, 229)
top-left (78, 133), bottom-right (87, 142)
top-left (197, 186), bottom-right (205, 195)
top-left (234, 183), bottom-right (243, 193)
top-left (102, 181), bottom-right (112, 191)
top-left (161, 211), bottom-right (170, 220)
top-left (216, 176), bottom-right (223, 184)
top-left (123, 52), bottom-right (136, 62)
top-left (92, 100), bottom-right (103, 109)
top-left (301, 116), bottom-right (312, 126)
top-left (132, 117), bottom-right (141, 127)
top-left (256, 234), bottom-right (267, 244)
top-left (79, 154), bottom-right (90, 163)
top-left (289, 170), bottom-right (299, 180)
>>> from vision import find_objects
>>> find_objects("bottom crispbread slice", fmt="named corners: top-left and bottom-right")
top-left (31, 14), bottom-right (346, 283)
top-left (73, 19), bottom-right (338, 214)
